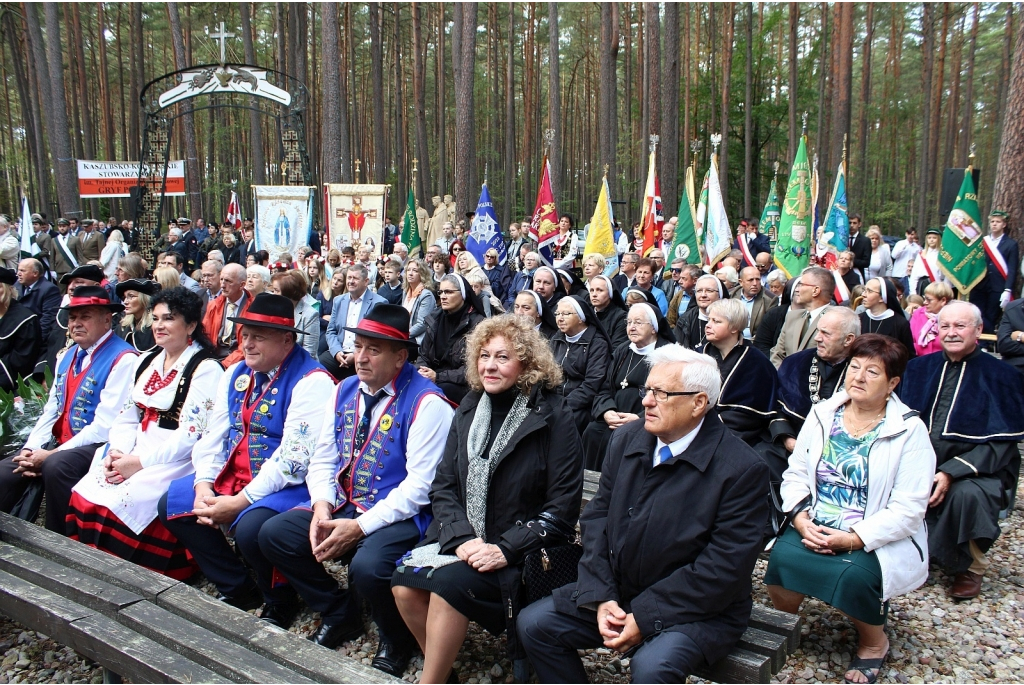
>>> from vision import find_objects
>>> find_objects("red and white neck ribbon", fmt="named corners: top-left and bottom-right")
top-left (737, 232), bottom-right (756, 268)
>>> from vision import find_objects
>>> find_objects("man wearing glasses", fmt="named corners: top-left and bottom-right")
top-left (520, 345), bottom-right (769, 682)
top-left (613, 253), bottom-right (640, 293)
top-left (900, 301), bottom-right (1024, 600)
top-left (846, 215), bottom-right (872, 282)
top-left (770, 267), bottom-right (835, 368)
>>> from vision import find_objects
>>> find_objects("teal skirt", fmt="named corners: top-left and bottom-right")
top-left (764, 527), bottom-right (888, 625)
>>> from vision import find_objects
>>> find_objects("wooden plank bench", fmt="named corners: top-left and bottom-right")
top-left (0, 511), bottom-right (397, 684)
top-left (581, 468), bottom-right (802, 684)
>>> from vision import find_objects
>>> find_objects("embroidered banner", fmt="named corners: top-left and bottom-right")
top-left (253, 185), bottom-right (316, 261)
top-left (324, 183), bottom-right (390, 256)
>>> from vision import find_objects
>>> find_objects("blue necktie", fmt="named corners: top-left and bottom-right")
top-left (655, 446), bottom-right (673, 467)
top-left (355, 391), bottom-right (385, 451)
top-left (248, 372), bottom-right (268, 405)
top-left (73, 349), bottom-right (84, 375)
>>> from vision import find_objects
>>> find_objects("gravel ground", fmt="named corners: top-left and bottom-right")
top-left (4, 481), bottom-right (1024, 684)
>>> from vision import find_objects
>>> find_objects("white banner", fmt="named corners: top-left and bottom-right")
top-left (324, 183), bottom-right (390, 256)
top-left (76, 160), bottom-right (186, 198)
top-left (253, 185), bottom-right (316, 262)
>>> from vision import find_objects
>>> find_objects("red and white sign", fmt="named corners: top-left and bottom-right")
top-left (76, 160), bottom-right (186, 198)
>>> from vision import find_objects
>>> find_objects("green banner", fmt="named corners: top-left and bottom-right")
top-left (938, 167), bottom-right (987, 293)
top-left (670, 166), bottom-right (702, 265)
top-left (759, 173), bottom-right (781, 252)
top-left (401, 187), bottom-right (421, 257)
top-left (773, 136), bottom-right (813, 278)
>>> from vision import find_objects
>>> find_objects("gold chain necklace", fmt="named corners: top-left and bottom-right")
top-left (844, 406), bottom-right (885, 437)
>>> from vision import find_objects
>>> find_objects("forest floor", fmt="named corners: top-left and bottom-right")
top-left (3, 477), bottom-right (1024, 684)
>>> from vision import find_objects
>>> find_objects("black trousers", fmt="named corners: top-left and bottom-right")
top-left (517, 596), bottom-right (706, 684)
top-left (259, 506), bottom-right (420, 650)
top-left (317, 349), bottom-right (356, 382)
top-left (0, 443), bottom-right (101, 533)
top-left (158, 494), bottom-right (290, 603)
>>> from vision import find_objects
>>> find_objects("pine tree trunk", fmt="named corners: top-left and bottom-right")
top-left (41, 4), bottom-right (80, 217)
top-left (682, 4), bottom-right (691, 171)
top-left (719, 3), bottom-right (734, 198)
top-left (661, 2), bottom-right (680, 217)
top-left (829, 1), bottom-right (853, 189)
top-left (71, 5), bottom-right (99, 218)
top-left (958, 3), bottom-right (980, 166)
top-left (368, 3), bottom-right (386, 184)
top-left (412, 2), bottom-right (432, 202)
top-left (167, 3), bottom-right (203, 219)
top-left (943, 11), bottom-right (965, 173)
top-left (547, 3), bottom-right (562, 207)
top-left (240, 2), bottom-right (267, 185)
top-left (347, 5), bottom-right (361, 179)
top-left (916, 4), bottom-right (935, 230)
top-left (743, 2), bottom-right (753, 217)
top-left (504, 3), bottom-right (515, 225)
top-left (436, 4), bottom-right (446, 195)
top-left (453, 3), bottom-right (478, 217)
top-left (992, 17), bottom-right (1024, 257)
top-left (394, 3), bottom-right (406, 211)
top-left (320, 2), bottom-right (342, 185)
top-left (599, 2), bottom-right (619, 198)
top-left (855, 3), bottom-right (873, 206)
top-left (129, 3), bottom-right (143, 159)
top-left (23, 3), bottom-right (55, 215)
top-left (6, 10), bottom-right (47, 211)
top-left (788, 2), bottom-right (799, 165)
top-left (926, 5), bottom-right (950, 223)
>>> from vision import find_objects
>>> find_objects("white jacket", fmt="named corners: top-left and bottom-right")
top-left (781, 390), bottom-right (936, 600)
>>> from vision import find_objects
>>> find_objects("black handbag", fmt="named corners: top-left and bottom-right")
top-left (521, 512), bottom-right (583, 604)
top-left (765, 483), bottom-right (811, 551)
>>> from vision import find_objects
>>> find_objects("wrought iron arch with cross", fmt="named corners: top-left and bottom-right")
top-left (132, 58), bottom-right (311, 256)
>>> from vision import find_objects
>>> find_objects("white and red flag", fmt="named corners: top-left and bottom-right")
top-left (226, 191), bottom-right (242, 230)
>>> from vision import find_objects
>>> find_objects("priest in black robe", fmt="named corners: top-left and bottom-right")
top-left (899, 301), bottom-right (1024, 600)
top-left (757, 306), bottom-right (860, 481)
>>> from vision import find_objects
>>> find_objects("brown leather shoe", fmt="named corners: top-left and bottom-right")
top-left (950, 571), bottom-right (983, 599)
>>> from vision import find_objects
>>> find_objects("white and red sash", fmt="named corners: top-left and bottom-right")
top-left (983, 235), bottom-right (1010, 281)
top-left (737, 233), bottom-right (756, 268)
top-left (920, 251), bottom-right (939, 284)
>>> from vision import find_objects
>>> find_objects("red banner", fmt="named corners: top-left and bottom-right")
top-left (529, 156), bottom-right (560, 264)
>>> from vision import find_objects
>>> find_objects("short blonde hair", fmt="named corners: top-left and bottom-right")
top-left (924, 281), bottom-right (953, 302)
top-left (707, 298), bottom-right (749, 332)
top-left (153, 266), bottom-right (180, 290)
top-left (582, 253), bottom-right (606, 270)
top-left (464, 314), bottom-right (563, 394)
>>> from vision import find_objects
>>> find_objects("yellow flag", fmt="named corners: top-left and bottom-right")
top-left (584, 175), bottom-right (619, 276)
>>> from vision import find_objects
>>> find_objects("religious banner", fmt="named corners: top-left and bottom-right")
top-left (401, 188), bottom-right (422, 257)
top-left (324, 183), bottom-right (390, 255)
top-left (639, 146), bottom-right (664, 258)
top-left (816, 160), bottom-right (850, 302)
top-left (466, 182), bottom-right (506, 265)
top-left (529, 156), bottom-right (559, 264)
top-left (76, 160), bottom-right (186, 198)
top-left (703, 153), bottom-right (732, 267)
top-left (939, 166), bottom-right (987, 293)
top-left (759, 171), bottom-right (781, 250)
top-left (253, 185), bottom-right (315, 262)
top-left (670, 166), bottom-right (701, 265)
top-left (583, 174), bottom-right (619, 276)
top-left (774, 136), bottom-right (813, 278)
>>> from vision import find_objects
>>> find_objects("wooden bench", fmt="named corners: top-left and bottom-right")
top-left (0, 511), bottom-right (397, 684)
top-left (581, 469), bottom-right (801, 683)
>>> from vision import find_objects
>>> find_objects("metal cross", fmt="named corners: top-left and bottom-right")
top-left (209, 22), bottom-right (235, 65)
top-left (649, 134), bottom-right (660, 154)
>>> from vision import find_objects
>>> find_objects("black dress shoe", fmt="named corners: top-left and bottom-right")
top-left (307, 619), bottom-right (364, 649)
top-left (260, 601), bottom-right (300, 629)
top-left (218, 585), bottom-right (263, 612)
top-left (371, 640), bottom-right (413, 677)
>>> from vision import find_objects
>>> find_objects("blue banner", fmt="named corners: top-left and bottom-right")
top-left (465, 183), bottom-right (507, 265)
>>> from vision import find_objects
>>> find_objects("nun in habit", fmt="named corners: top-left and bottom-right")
top-left (859, 276), bottom-right (916, 359)
top-left (549, 295), bottom-right (613, 433)
top-left (673, 274), bottom-right (724, 353)
top-left (588, 275), bottom-right (629, 351)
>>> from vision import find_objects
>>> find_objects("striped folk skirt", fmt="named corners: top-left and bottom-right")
top-left (66, 492), bottom-right (197, 581)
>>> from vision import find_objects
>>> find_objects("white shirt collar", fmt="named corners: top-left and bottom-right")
top-left (358, 378), bottom-right (397, 397)
top-left (655, 418), bottom-right (705, 465)
top-left (807, 304), bottom-right (829, 321)
top-left (82, 330), bottom-right (114, 356)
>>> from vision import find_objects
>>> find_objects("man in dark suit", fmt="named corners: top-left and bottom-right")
top-left (519, 345), bottom-right (769, 682)
top-left (15, 258), bottom-right (61, 343)
top-left (732, 218), bottom-right (771, 268)
top-left (318, 264), bottom-right (386, 380)
top-left (847, 215), bottom-right (872, 282)
top-left (732, 266), bottom-right (777, 340)
top-left (997, 297), bottom-right (1024, 372)
top-left (969, 209), bottom-right (1019, 333)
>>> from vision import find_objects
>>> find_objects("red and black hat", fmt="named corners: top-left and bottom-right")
top-left (343, 304), bottom-right (417, 349)
top-left (227, 292), bottom-right (302, 333)
top-left (60, 285), bottom-right (125, 312)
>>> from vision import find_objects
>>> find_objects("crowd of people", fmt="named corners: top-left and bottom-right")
top-left (0, 206), bottom-right (1022, 685)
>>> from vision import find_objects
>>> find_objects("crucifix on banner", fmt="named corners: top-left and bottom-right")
top-left (335, 198), bottom-right (379, 246)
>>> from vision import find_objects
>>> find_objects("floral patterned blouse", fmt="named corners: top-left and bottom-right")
top-left (813, 405), bottom-right (883, 532)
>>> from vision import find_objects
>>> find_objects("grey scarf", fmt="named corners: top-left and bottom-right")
top-left (402, 391), bottom-right (531, 571)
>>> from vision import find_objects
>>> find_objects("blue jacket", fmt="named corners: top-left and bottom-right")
top-left (325, 289), bottom-right (386, 357)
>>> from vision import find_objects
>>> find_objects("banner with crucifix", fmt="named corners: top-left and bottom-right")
top-left (324, 183), bottom-right (390, 256)
top-left (253, 185), bottom-right (316, 261)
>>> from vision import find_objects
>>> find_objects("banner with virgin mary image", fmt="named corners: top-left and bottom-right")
top-left (253, 185), bottom-right (316, 261)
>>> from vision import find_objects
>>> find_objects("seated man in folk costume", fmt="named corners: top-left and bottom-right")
top-left (0, 286), bottom-right (137, 531)
top-left (758, 306), bottom-right (860, 482)
top-left (260, 305), bottom-right (454, 676)
top-left (899, 301), bottom-right (1024, 600)
top-left (158, 293), bottom-right (335, 618)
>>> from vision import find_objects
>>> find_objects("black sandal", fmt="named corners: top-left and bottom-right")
top-left (844, 650), bottom-right (888, 684)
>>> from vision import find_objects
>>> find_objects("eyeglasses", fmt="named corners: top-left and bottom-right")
top-left (694, 288), bottom-right (719, 295)
top-left (863, 287), bottom-right (881, 295)
top-left (452, 248), bottom-right (462, 253)
top-left (670, 268), bottom-right (682, 273)
top-left (639, 386), bottom-right (700, 402)
top-left (554, 311), bottom-right (578, 318)
top-left (625, 319), bottom-right (652, 328)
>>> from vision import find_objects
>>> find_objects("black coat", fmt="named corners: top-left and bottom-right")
top-left (0, 300), bottom-right (42, 391)
top-left (417, 306), bottom-right (486, 404)
top-left (552, 414), bottom-right (769, 665)
top-left (16, 279), bottom-right (61, 342)
top-left (596, 305), bottom-right (629, 351)
top-left (849, 233), bottom-right (872, 277)
top-left (753, 303), bottom-right (789, 359)
top-left (997, 298), bottom-right (1024, 372)
top-left (549, 326), bottom-right (612, 432)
